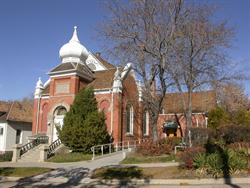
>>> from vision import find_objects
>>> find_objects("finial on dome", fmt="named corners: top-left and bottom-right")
top-left (70, 26), bottom-right (80, 43)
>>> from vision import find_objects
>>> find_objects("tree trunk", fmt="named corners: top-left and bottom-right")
top-left (151, 112), bottom-right (159, 142)
top-left (185, 89), bottom-right (193, 144)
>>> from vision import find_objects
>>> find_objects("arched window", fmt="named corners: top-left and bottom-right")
top-left (53, 106), bottom-right (67, 142)
top-left (126, 104), bottom-right (134, 134)
top-left (143, 111), bottom-right (149, 135)
top-left (54, 106), bottom-right (67, 116)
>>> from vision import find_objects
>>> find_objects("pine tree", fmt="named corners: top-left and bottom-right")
top-left (58, 87), bottom-right (111, 153)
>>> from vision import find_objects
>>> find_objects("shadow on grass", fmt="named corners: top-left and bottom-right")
top-left (3, 166), bottom-right (151, 188)
top-left (8, 167), bottom-right (90, 188)
top-left (87, 165), bottom-right (151, 188)
top-left (93, 165), bottom-right (147, 179)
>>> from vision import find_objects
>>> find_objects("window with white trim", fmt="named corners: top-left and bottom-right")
top-left (0, 127), bottom-right (3, 135)
top-left (143, 111), bottom-right (149, 135)
top-left (126, 105), bottom-right (134, 134)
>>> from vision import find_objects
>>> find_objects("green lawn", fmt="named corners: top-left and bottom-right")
top-left (92, 166), bottom-right (147, 179)
top-left (92, 166), bottom-right (192, 179)
top-left (121, 152), bottom-right (176, 164)
top-left (47, 152), bottom-right (92, 163)
top-left (0, 167), bottom-right (52, 177)
top-left (92, 166), bottom-right (250, 179)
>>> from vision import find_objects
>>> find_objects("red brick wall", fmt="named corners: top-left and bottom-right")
top-left (157, 113), bottom-right (207, 139)
top-left (121, 73), bottom-right (141, 142)
top-left (95, 93), bottom-right (112, 134)
top-left (32, 75), bottom-right (84, 135)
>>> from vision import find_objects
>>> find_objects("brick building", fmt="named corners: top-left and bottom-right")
top-left (32, 27), bottom-right (216, 144)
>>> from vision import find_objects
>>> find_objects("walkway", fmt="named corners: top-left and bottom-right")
top-left (0, 151), bottom-right (124, 170)
top-left (1, 152), bottom-right (249, 188)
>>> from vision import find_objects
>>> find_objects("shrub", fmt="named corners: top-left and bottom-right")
top-left (190, 128), bottom-right (214, 147)
top-left (136, 138), bottom-right (178, 156)
top-left (0, 151), bottom-right (13, 162)
top-left (229, 142), bottom-right (250, 167)
top-left (193, 153), bottom-right (207, 169)
top-left (218, 125), bottom-right (250, 144)
top-left (178, 147), bottom-right (205, 169)
top-left (226, 149), bottom-right (247, 174)
top-left (194, 146), bottom-right (247, 178)
top-left (58, 88), bottom-right (111, 153)
top-left (208, 107), bottom-right (230, 129)
top-left (231, 109), bottom-right (250, 126)
top-left (205, 152), bottom-right (224, 177)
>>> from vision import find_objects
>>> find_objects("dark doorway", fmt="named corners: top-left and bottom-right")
top-left (16, 129), bottom-right (22, 144)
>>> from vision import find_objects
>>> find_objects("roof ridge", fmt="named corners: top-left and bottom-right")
top-left (6, 101), bottom-right (14, 120)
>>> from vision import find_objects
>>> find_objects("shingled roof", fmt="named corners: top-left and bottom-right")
top-left (48, 62), bottom-right (94, 81)
top-left (163, 90), bottom-right (216, 113)
top-left (0, 101), bottom-right (33, 123)
top-left (94, 53), bottom-right (116, 70)
top-left (88, 68), bottom-right (117, 89)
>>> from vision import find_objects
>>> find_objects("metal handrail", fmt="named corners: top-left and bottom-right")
top-left (91, 139), bottom-right (149, 160)
top-left (20, 135), bottom-right (49, 156)
top-left (47, 138), bottom-right (62, 158)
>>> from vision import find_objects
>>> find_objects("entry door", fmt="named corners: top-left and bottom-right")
top-left (53, 115), bottom-right (64, 141)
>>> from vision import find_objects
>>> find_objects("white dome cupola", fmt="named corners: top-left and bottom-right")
top-left (59, 26), bottom-right (89, 63)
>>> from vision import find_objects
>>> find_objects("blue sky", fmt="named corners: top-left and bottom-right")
top-left (0, 0), bottom-right (249, 100)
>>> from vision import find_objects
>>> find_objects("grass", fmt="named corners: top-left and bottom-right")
top-left (121, 152), bottom-right (176, 164)
top-left (0, 151), bottom-right (13, 162)
top-left (92, 166), bottom-right (250, 179)
top-left (47, 152), bottom-right (92, 163)
top-left (92, 166), bottom-right (194, 179)
top-left (0, 167), bottom-right (52, 177)
top-left (92, 166), bottom-right (148, 179)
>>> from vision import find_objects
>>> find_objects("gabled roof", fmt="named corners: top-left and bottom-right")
top-left (0, 101), bottom-right (33, 123)
top-left (88, 68), bottom-right (117, 89)
top-left (163, 90), bottom-right (216, 113)
top-left (0, 101), bottom-right (10, 121)
top-left (94, 54), bottom-right (116, 70)
top-left (48, 62), bottom-right (94, 81)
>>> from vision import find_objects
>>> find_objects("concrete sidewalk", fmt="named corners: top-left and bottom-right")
top-left (1, 175), bottom-right (250, 187)
top-left (0, 151), bottom-right (124, 170)
top-left (1, 154), bottom-right (249, 187)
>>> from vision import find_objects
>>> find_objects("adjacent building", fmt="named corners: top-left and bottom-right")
top-left (0, 101), bottom-right (32, 152)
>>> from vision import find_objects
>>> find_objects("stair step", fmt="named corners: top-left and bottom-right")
top-left (18, 145), bottom-right (42, 162)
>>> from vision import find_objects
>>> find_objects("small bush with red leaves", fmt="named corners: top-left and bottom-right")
top-left (178, 147), bottom-right (206, 169)
top-left (136, 138), bottom-right (180, 156)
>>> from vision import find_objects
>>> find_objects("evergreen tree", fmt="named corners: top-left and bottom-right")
top-left (58, 87), bottom-right (111, 153)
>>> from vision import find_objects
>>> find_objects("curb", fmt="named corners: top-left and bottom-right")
top-left (82, 178), bottom-right (250, 185)
top-left (1, 176), bottom-right (249, 185)
top-left (121, 162), bottom-right (181, 168)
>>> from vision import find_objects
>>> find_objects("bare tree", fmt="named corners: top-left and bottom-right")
top-left (216, 82), bottom-right (249, 113)
top-left (168, 3), bottom-right (234, 136)
top-left (99, 0), bottom-right (235, 141)
top-left (99, 0), bottom-right (184, 141)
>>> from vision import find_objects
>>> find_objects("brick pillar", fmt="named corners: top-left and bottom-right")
top-left (32, 99), bottom-right (39, 135)
top-left (39, 144), bottom-right (49, 162)
top-left (12, 144), bottom-right (22, 162)
top-left (112, 92), bottom-right (122, 143)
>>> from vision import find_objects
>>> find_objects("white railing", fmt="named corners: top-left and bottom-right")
top-left (90, 139), bottom-right (149, 160)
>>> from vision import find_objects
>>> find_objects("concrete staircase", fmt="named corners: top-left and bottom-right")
top-left (17, 145), bottom-right (41, 162)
